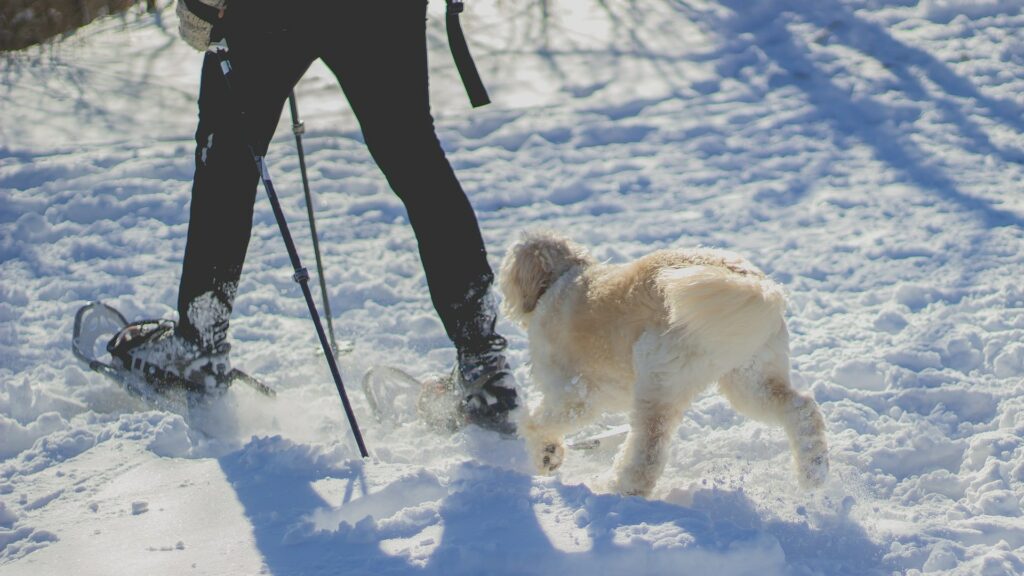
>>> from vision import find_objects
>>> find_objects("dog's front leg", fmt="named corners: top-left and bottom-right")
top-left (612, 396), bottom-right (687, 498)
top-left (523, 377), bottom-right (601, 474)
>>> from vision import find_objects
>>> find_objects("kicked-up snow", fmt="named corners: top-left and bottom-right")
top-left (2, 1), bottom-right (1023, 574)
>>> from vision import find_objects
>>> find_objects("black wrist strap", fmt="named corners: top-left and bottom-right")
top-left (446, 0), bottom-right (490, 108)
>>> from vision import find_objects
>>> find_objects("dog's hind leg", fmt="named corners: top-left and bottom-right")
top-left (718, 328), bottom-right (829, 489)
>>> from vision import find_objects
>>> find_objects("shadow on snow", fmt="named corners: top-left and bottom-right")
top-left (218, 435), bottom-right (889, 575)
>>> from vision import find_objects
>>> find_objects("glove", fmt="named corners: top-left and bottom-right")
top-left (176, 0), bottom-right (227, 51)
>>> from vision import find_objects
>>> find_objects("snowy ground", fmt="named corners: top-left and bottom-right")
top-left (2, 1), bottom-right (1024, 574)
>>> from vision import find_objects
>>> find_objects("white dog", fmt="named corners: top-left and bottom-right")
top-left (499, 231), bottom-right (829, 497)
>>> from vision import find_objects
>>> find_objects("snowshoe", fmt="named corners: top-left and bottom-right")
top-left (107, 318), bottom-right (232, 396)
top-left (417, 368), bottom-right (468, 432)
top-left (72, 302), bottom-right (275, 408)
top-left (361, 363), bottom-right (629, 449)
top-left (363, 364), bottom-right (513, 435)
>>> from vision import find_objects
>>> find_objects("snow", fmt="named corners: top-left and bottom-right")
top-left (2, 0), bottom-right (1024, 574)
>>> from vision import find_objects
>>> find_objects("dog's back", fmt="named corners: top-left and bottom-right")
top-left (658, 260), bottom-right (787, 376)
top-left (550, 248), bottom-right (784, 386)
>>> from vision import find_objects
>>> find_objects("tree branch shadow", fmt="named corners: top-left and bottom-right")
top-left (713, 0), bottom-right (1024, 229)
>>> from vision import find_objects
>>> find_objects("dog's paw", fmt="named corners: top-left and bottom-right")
top-left (793, 403), bottom-right (829, 489)
top-left (797, 440), bottom-right (829, 489)
top-left (534, 441), bottom-right (565, 474)
top-left (610, 474), bottom-right (654, 498)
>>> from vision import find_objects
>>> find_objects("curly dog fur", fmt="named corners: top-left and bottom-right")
top-left (500, 231), bottom-right (829, 497)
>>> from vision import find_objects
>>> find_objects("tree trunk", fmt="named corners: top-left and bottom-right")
top-left (0, 0), bottom-right (139, 51)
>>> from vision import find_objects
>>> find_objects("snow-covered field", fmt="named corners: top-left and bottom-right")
top-left (2, 1), bottom-right (1024, 574)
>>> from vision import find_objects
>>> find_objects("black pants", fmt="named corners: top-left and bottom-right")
top-left (177, 0), bottom-right (495, 351)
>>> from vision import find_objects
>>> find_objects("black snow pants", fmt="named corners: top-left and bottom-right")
top-left (176, 0), bottom-right (496, 351)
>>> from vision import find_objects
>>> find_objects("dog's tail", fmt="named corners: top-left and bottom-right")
top-left (659, 265), bottom-right (786, 374)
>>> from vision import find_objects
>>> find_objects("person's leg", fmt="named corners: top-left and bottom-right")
top-left (177, 7), bottom-right (316, 350)
top-left (316, 0), bottom-right (516, 429)
top-left (315, 0), bottom-right (497, 352)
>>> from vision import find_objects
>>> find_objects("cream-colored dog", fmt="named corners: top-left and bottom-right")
top-left (499, 231), bottom-right (829, 497)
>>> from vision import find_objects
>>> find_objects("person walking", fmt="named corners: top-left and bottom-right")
top-left (110, 0), bottom-right (517, 434)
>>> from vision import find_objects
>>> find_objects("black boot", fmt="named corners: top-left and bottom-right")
top-left (107, 319), bottom-right (231, 396)
top-left (455, 334), bottom-right (518, 435)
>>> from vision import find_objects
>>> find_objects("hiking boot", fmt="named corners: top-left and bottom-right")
top-left (107, 319), bottom-right (231, 396)
top-left (455, 336), bottom-right (518, 436)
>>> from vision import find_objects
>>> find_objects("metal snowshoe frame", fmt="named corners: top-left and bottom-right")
top-left (72, 302), bottom-right (276, 405)
top-left (72, 301), bottom-right (128, 371)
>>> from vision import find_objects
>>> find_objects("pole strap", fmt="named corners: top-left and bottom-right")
top-left (446, 0), bottom-right (490, 108)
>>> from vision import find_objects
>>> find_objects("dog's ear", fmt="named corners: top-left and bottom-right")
top-left (499, 239), bottom-right (548, 324)
top-left (499, 231), bottom-right (592, 325)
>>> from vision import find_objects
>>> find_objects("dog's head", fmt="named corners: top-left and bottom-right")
top-left (499, 231), bottom-right (595, 326)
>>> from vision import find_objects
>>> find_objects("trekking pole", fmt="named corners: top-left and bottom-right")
top-left (288, 91), bottom-right (340, 359)
top-left (209, 45), bottom-right (369, 459)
